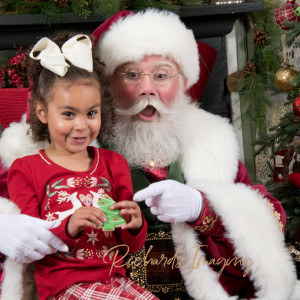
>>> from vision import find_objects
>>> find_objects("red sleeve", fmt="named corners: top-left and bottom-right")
top-left (8, 158), bottom-right (73, 245)
top-left (0, 158), bottom-right (9, 199)
top-left (110, 153), bottom-right (147, 253)
top-left (8, 158), bottom-right (40, 217)
top-left (190, 161), bottom-right (286, 234)
top-left (49, 217), bottom-right (78, 248)
top-left (190, 193), bottom-right (221, 236)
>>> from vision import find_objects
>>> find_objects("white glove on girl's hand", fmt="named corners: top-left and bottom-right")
top-left (0, 214), bottom-right (69, 263)
top-left (133, 180), bottom-right (203, 224)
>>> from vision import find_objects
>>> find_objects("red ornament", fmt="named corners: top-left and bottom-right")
top-left (288, 172), bottom-right (300, 188)
top-left (275, 0), bottom-right (300, 30)
top-left (294, 95), bottom-right (300, 117)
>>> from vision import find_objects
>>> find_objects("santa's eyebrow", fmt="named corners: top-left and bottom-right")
top-left (119, 60), bottom-right (177, 73)
top-left (155, 61), bottom-right (176, 69)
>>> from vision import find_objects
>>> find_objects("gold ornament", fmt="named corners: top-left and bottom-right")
top-left (275, 60), bottom-right (299, 92)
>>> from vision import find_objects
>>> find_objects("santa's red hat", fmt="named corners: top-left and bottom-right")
top-left (92, 9), bottom-right (217, 100)
top-left (92, 9), bottom-right (200, 89)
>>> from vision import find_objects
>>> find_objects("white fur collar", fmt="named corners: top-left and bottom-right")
top-left (0, 115), bottom-right (48, 169)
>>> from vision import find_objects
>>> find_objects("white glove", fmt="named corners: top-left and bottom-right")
top-left (134, 180), bottom-right (203, 224)
top-left (0, 214), bottom-right (69, 263)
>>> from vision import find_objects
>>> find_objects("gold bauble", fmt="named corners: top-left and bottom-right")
top-left (275, 63), bottom-right (299, 92)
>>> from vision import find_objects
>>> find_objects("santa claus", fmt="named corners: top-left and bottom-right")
top-left (92, 8), bottom-right (299, 300)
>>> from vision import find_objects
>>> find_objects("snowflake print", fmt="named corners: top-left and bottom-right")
top-left (57, 191), bottom-right (71, 204)
top-left (86, 230), bottom-right (100, 246)
top-left (45, 212), bottom-right (56, 221)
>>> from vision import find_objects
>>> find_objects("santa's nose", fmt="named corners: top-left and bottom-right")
top-left (138, 75), bottom-right (157, 97)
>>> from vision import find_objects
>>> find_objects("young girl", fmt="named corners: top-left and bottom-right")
top-left (7, 31), bottom-right (158, 300)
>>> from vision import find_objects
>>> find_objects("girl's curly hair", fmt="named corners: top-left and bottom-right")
top-left (23, 30), bottom-right (110, 143)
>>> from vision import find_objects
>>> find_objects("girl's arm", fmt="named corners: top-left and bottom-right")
top-left (6, 158), bottom-right (68, 261)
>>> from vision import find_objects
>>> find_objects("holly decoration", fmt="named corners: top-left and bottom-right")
top-left (97, 194), bottom-right (126, 231)
top-left (293, 95), bottom-right (300, 117)
top-left (275, 60), bottom-right (299, 92)
top-left (275, 0), bottom-right (300, 30)
top-left (0, 47), bottom-right (27, 88)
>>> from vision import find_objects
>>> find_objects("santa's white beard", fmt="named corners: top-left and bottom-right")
top-left (100, 91), bottom-right (188, 169)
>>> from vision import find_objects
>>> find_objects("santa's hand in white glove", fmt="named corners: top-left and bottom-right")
top-left (0, 214), bottom-right (68, 263)
top-left (133, 180), bottom-right (203, 224)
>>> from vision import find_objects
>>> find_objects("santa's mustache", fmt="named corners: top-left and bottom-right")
top-left (114, 97), bottom-right (176, 117)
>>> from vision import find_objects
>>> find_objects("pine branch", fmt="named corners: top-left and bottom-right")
top-left (71, 0), bottom-right (91, 19)
top-left (240, 73), bottom-right (273, 136)
top-left (129, 0), bottom-right (180, 13)
top-left (91, 0), bottom-right (122, 18)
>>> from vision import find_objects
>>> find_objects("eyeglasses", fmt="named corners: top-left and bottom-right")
top-left (119, 69), bottom-right (180, 86)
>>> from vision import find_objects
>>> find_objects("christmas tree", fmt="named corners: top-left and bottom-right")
top-left (97, 194), bottom-right (126, 231)
top-left (235, 0), bottom-right (300, 278)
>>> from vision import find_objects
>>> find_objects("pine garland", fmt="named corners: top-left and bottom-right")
top-left (237, 0), bottom-right (283, 136)
top-left (0, 0), bottom-right (203, 20)
top-left (71, 0), bottom-right (91, 19)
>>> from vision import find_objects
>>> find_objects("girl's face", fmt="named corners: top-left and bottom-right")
top-left (35, 80), bottom-right (101, 156)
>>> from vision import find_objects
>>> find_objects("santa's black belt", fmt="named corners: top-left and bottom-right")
top-left (125, 231), bottom-right (184, 294)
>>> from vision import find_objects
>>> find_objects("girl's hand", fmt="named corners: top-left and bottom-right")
top-left (110, 201), bottom-right (143, 230)
top-left (67, 207), bottom-right (107, 238)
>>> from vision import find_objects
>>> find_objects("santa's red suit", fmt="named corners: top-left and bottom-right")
top-left (123, 100), bottom-right (298, 300)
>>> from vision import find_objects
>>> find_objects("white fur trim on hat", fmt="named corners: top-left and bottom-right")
top-left (97, 9), bottom-right (199, 88)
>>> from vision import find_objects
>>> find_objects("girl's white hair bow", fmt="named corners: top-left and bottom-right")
top-left (29, 34), bottom-right (93, 77)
